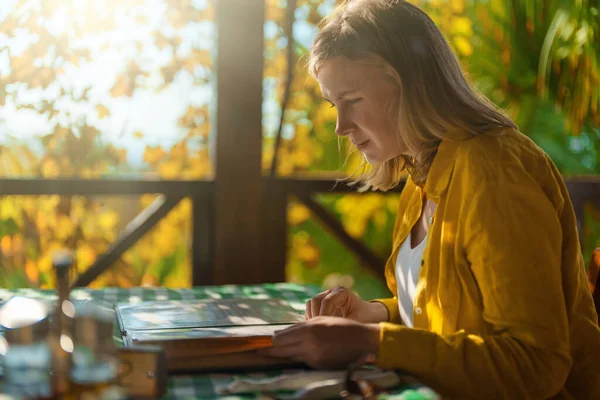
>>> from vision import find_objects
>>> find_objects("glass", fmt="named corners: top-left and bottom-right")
top-left (69, 303), bottom-right (123, 400)
top-left (0, 297), bottom-right (53, 399)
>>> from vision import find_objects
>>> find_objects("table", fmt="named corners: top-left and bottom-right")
top-left (0, 284), bottom-right (440, 399)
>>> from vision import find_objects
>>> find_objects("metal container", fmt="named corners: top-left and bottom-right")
top-left (0, 297), bottom-right (50, 344)
top-left (0, 297), bottom-right (52, 399)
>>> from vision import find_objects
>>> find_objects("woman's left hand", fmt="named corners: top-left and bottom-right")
top-left (260, 316), bottom-right (381, 369)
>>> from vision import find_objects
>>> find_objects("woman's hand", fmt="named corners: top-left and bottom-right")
top-left (260, 316), bottom-right (380, 369)
top-left (305, 286), bottom-right (389, 323)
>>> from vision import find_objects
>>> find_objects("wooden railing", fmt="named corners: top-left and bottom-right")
top-left (0, 176), bottom-right (404, 287)
top-left (1, 176), bottom-right (598, 287)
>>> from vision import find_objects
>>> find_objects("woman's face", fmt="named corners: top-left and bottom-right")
top-left (316, 56), bottom-right (408, 164)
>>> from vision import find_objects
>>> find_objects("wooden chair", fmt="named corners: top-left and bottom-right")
top-left (587, 248), bottom-right (600, 325)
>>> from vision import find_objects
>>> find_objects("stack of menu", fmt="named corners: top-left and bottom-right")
top-left (115, 298), bottom-right (305, 372)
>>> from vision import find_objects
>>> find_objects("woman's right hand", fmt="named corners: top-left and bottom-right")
top-left (305, 286), bottom-right (389, 323)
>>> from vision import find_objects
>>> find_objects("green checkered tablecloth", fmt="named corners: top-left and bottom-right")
top-left (0, 284), bottom-right (439, 399)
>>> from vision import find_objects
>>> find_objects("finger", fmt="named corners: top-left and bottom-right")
top-left (319, 288), bottom-right (347, 316)
top-left (305, 299), bottom-right (312, 319)
top-left (311, 289), bottom-right (331, 317)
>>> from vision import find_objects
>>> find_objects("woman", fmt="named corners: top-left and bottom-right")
top-left (261, 0), bottom-right (600, 398)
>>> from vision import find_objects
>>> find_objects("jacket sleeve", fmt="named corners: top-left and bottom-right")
top-left (375, 179), bottom-right (572, 399)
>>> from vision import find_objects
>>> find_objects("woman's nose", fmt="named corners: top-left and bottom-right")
top-left (335, 112), bottom-right (354, 136)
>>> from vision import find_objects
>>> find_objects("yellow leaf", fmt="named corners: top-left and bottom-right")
top-left (96, 104), bottom-right (110, 119)
top-left (451, 17), bottom-right (472, 36)
top-left (134, 132), bottom-right (144, 139)
top-left (143, 146), bottom-right (166, 167)
top-left (76, 245), bottom-right (97, 270)
top-left (80, 168), bottom-right (96, 178)
top-left (182, 156), bottom-right (212, 179)
top-left (55, 215), bottom-right (75, 241)
top-left (453, 36), bottom-right (473, 57)
top-left (180, 106), bottom-right (196, 128)
top-left (110, 76), bottom-right (133, 97)
top-left (29, 67), bottom-right (54, 88)
top-left (170, 143), bottom-right (187, 159)
top-left (0, 197), bottom-right (19, 221)
top-left (298, 243), bottom-right (320, 263)
top-left (98, 211), bottom-right (119, 231)
top-left (293, 150), bottom-right (312, 169)
top-left (161, 62), bottom-right (179, 85)
top-left (387, 195), bottom-right (400, 213)
top-left (158, 160), bottom-right (182, 179)
top-left (288, 203), bottom-right (310, 226)
top-left (11, 234), bottom-right (23, 254)
top-left (163, 272), bottom-right (191, 288)
top-left (1, 236), bottom-right (12, 254)
top-left (184, 49), bottom-right (211, 70)
top-left (37, 253), bottom-right (53, 274)
top-left (41, 158), bottom-right (61, 177)
top-left (10, 55), bottom-right (36, 82)
top-left (450, 0), bottom-right (465, 13)
top-left (155, 227), bottom-right (178, 257)
top-left (345, 218), bottom-right (366, 238)
top-left (374, 211), bottom-right (387, 229)
top-left (25, 259), bottom-right (39, 283)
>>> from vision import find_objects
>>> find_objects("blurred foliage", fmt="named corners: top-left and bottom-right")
top-left (0, 0), bottom-right (599, 298)
top-left (0, 0), bottom-right (212, 288)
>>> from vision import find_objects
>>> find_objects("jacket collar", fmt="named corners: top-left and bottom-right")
top-left (422, 139), bottom-right (461, 202)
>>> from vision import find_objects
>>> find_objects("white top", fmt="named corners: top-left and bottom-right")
top-left (395, 232), bottom-right (427, 328)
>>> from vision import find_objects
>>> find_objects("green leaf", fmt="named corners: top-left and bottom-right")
top-left (0, 218), bottom-right (19, 238)
top-left (155, 251), bottom-right (179, 285)
top-left (6, 269), bottom-right (32, 289)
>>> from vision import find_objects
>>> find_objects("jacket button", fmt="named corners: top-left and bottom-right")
top-left (415, 307), bottom-right (422, 315)
top-left (421, 260), bottom-right (424, 266)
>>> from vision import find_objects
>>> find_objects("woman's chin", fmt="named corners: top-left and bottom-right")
top-left (363, 151), bottom-right (396, 165)
top-left (363, 154), bottom-right (382, 165)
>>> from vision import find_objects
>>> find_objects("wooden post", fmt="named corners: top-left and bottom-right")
top-left (213, 0), bottom-right (265, 284)
top-left (192, 193), bottom-right (214, 286)
top-left (260, 183), bottom-right (288, 283)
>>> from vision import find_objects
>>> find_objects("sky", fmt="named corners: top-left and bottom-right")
top-left (0, 0), bottom-right (334, 168)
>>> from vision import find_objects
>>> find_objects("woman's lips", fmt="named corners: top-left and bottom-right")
top-left (356, 140), bottom-right (369, 150)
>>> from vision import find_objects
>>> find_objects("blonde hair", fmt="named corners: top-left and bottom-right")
top-left (309, 0), bottom-right (517, 190)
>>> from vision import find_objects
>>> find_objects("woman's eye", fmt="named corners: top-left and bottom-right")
top-left (346, 98), bottom-right (362, 105)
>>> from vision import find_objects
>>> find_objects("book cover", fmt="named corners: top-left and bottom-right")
top-left (115, 298), bottom-right (305, 371)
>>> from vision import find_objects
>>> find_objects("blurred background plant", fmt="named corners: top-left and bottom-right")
top-left (0, 0), bottom-right (598, 298)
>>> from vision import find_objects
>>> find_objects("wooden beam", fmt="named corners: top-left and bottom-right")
top-left (295, 192), bottom-right (386, 276)
top-left (192, 194), bottom-right (214, 286)
top-left (0, 179), bottom-right (213, 196)
top-left (213, 0), bottom-right (265, 284)
top-left (71, 196), bottom-right (183, 287)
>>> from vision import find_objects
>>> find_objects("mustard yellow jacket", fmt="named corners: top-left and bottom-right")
top-left (373, 129), bottom-right (600, 399)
